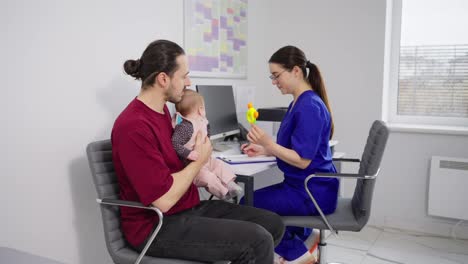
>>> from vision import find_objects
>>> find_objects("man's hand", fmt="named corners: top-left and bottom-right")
top-left (193, 131), bottom-right (212, 165)
top-left (187, 150), bottom-right (199, 161)
top-left (154, 132), bottom-right (212, 212)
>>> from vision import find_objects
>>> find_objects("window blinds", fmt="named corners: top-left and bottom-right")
top-left (397, 44), bottom-right (468, 118)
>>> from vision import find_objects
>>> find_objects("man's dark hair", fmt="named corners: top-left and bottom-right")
top-left (123, 40), bottom-right (185, 89)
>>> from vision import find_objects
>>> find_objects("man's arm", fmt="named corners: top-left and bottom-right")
top-left (152, 132), bottom-right (212, 212)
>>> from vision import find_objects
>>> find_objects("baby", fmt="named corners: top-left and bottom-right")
top-left (172, 89), bottom-right (243, 200)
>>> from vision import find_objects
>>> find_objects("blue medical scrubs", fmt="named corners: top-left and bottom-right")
top-left (250, 90), bottom-right (339, 260)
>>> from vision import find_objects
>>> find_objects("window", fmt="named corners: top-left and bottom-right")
top-left (385, 0), bottom-right (468, 130)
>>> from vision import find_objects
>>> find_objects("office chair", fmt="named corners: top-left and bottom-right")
top-left (282, 120), bottom-right (389, 264)
top-left (87, 139), bottom-right (229, 264)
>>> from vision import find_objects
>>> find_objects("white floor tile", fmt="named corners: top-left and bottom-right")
top-left (361, 255), bottom-right (400, 264)
top-left (326, 243), bottom-right (367, 264)
top-left (327, 226), bottom-right (383, 251)
top-left (313, 226), bottom-right (468, 264)
top-left (367, 231), bottom-right (468, 264)
top-left (307, 226), bottom-right (468, 264)
top-left (380, 228), bottom-right (468, 254)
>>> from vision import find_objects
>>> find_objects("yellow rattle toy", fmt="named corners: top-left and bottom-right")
top-left (246, 102), bottom-right (259, 124)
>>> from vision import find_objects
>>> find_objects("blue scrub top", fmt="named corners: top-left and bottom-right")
top-left (277, 90), bottom-right (339, 212)
top-left (252, 90), bottom-right (338, 260)
top-left (276, 90), bottom-right (337, 189)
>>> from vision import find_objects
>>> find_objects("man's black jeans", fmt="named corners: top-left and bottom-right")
top-left (136, 200), bottom-right (285, 263)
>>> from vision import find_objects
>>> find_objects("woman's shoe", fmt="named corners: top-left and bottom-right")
top-left (280, 252), bottom-right (317, 264)
top-left (307, 229), bottom-right (320, 262)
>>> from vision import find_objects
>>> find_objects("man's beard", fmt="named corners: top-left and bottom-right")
top-left (166, 84), bottom-right (184, 104)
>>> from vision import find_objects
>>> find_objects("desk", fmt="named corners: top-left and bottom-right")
top-left (229, 161), bottom-right (276, 206)
top-left (212, 144), bottom-right (276, 206)
top-left (213, 141), bottom-right (343, 206)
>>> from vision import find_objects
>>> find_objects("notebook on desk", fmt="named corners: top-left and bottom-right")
top-left (217, 154), bottom-right (276, 165)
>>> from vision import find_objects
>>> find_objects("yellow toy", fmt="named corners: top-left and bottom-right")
top-left (246, 102), bottom-right (259, 124)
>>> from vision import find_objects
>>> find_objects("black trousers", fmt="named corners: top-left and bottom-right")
top-left (136, 200), bottom-right (285, 264)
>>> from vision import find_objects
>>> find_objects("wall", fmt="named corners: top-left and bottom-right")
top-left (2, 1), bottom-right (183, 263)
top-left (2, 0), bottom-right (467, 263)
top-left (372, 132), bottom-right (468, 237)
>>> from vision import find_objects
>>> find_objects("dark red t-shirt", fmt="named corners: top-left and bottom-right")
top-left (111, 98), bottom-right (200, 247)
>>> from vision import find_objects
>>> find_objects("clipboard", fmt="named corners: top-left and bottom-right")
top-left (217, 154), bottom-right (276, 164)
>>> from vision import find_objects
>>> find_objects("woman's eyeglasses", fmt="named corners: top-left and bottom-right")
top-left (269, 70), bottom-right (287, 81)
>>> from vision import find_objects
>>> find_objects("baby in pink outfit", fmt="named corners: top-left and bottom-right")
top-left (172, 90), bottom-right (243, 200)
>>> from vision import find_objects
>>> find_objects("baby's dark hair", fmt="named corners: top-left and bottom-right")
top-left (123, 40), bottom-right (185, 89)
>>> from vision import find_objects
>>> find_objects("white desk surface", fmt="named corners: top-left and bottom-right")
top-left (212, 144), bottom-right (276, 175)
top-left (333, 152), bottom-right (345, 159)
top-left (213, 141), bottom-right (344, 176)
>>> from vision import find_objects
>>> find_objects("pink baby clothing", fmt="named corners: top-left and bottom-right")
top-left (172, 114), bottom-right (237, 199)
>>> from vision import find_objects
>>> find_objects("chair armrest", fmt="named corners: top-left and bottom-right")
top-left (314, 172), bottom-right (377, 180)
top-left (98, 198), bottom-right (158, 210)
top-left (302, 175), bottom-right (337, 235)
top-left (97, 200), bottom-right (232, 263)
top-left (302, 169), bottom-right (379, 235)
top-left (96, 198), bottom-right (163, 264)
top-left (332, 158), bottom-right (360, 163)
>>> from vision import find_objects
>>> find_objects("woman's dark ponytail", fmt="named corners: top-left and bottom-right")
top-left (305, 61), bottom-right (334, 138)
top-left (269, 46), bottom-right (334, 139)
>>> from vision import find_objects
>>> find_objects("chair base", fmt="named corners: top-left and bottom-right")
top-left (316, 230), bottom-right (344, 264)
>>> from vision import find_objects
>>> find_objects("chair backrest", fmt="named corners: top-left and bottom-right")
top-left (87, 140), bottom-right (215, 264)
top-left (87, 139), bottom-right (117, 200)
top-left (87, 139), bottom-right (134, 263)
top-left (351, 120), bottom-right (389, 227)
top-left (87, 140), bottom-right (203, 264)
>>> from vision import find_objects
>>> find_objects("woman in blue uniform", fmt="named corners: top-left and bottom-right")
top-left (242, 46), bottom-right (338, 264)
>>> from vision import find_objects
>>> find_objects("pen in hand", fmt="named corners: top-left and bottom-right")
top-left (241, 143), bottom-right (250, 153)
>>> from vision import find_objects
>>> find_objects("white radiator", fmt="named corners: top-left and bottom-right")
top-left (428, 156), bottom-right (468, 220)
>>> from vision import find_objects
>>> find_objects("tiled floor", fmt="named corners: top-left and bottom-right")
top-left (323, 226), bottom-right (468, 264)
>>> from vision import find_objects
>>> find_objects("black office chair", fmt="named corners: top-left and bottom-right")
top-left (282, 120), bottom-right (389, 264)
top-left (87, 139), bottom-right (229, 264)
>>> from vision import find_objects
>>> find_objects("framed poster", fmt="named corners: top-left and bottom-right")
top-left (184, 0), bottom-right (248, 78)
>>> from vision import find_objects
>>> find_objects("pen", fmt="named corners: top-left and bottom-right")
top-left (241, 143), bottom-right (250, 152)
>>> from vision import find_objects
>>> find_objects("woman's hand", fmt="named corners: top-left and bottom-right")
top-left (241, 143), bottom-right (266, 157)
top-left (247, 124), bottom-right (275, 150)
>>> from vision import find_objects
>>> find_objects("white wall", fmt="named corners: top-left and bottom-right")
top-left (2, 0), bottom-right (467, 263)
top-left (1, 1), bottom-right (183, 263)
top-left (372, 132), bottom-right (468, 236)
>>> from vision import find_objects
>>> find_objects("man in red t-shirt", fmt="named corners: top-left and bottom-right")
top-left (111, 40), bottom-right (284, 263)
